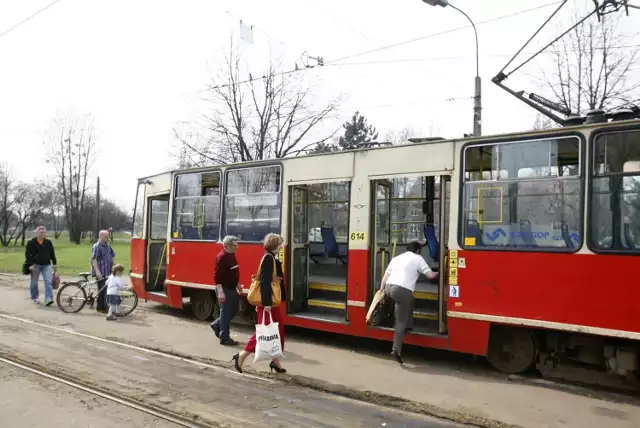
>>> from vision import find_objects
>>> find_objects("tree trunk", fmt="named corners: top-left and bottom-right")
top-left (20, 227), bottom-right (27, 246)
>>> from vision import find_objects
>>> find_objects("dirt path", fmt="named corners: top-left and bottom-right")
top-left (0, 362), bottom-right (178, 428)
top-left (0, 315), bottom-right (459, 428)
top-left (2, 273), bottom-right (639, 428)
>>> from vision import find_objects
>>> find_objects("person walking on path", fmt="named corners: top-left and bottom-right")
top-left (381, 241), bottom-right (438, 364)
top-left (232, 233), bottom-right (287, 374)
top-left (210, 235), bottom-right (242, 346)
top-left (91, 230), bottom-right (116, 314)
top-left (25, 226), bottom-right (57, 306)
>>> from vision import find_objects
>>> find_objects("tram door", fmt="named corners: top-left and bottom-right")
top-left (438, 176), bottom-right (451, 334)
top-left (369, 180), bottom-right (393, 301)
top-left (146, 195), bottom-right (170, 294)
top-left (288, 186), bottom-right (310, 313)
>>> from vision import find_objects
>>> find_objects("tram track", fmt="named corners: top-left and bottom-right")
top-left (0, 353), bottom-right (222, 428)
top-left (3, 296), bottom-right (640, 407)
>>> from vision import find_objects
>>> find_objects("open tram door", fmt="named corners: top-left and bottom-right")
top-left (369, 180), bottom-right (393, 300)
top-left (288, 185), bottom-right (310, 314)
top-left (145, 194), bottom-right (170, 296)
top-left (436, 176), bottom-right (450, 334)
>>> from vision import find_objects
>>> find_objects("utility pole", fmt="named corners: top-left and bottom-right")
top-left (94, 176), bottom-right (100, 241)
top-left (474, 75), bottom-right (481, 137)
top-left (422, 0), bottom-right (482, 136)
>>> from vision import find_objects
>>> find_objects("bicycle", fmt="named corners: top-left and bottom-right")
top-left (56, 272), bottom-right (138, 316)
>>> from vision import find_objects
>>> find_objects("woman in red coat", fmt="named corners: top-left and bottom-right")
top-left (232, 233), bottom-right (286, 374)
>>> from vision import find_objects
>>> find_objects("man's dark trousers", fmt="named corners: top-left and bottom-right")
top-left (211, 288), bottom-right (239, 342)
top-left (96, 278), bottom-right (107, 311)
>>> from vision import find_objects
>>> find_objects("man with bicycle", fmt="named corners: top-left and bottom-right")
top-left (91, 230), bottom-right (116, 314)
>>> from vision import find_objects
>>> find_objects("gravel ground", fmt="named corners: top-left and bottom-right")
top-left (0, 362), bottom-right (178, 428)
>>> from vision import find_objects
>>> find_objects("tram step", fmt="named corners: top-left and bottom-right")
top-left (413, 309), bottom-right (438, 325)
top-left (308, 282), bottom-right (346, 301)
top-left (307, 298), bottom-right (346, 317)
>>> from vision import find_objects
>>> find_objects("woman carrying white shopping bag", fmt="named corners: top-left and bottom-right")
top-left (231, 233), bottom-right (287, 374)
top-left (253, 310), bottom-right (285, 364)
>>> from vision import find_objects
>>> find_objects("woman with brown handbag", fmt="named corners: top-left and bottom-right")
top-left (231, 233), bottom-right (287, 374)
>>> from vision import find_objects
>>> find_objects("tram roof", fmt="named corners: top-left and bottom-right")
top-left (136, 118), bottom-right (640, 183)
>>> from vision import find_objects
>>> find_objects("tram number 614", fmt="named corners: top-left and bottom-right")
top-left (350, 232), bottom-right (366, 241)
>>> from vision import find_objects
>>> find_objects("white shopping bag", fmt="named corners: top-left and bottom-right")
top-left (253, 311), bottom-right (285, 363)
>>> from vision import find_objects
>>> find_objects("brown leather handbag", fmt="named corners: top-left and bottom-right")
top-left (247, 254), bottom-right (282, 307)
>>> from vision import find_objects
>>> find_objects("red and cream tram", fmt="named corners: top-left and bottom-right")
top-left (130, 115), bottom-right (640, 376)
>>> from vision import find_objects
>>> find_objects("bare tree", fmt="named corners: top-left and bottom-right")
top-left (171, 128), bottom-right (217, 168)
top-left (538, 11), bottom-right (639, 115)
top-left (384, 126), bottom-right (417, 145)
top-left (384, 122), bottom-right (442, 145)
top-left (0, 164), bottom-right (18, 247)
top-left (12, 182), bottom-right (46, 246)
top-left (44, 113), bottom-right (98, 244)
top-left (43, 179), bottom-right (65, 239)
top-left (532, 113), bottom-right (555, 130)
top-left (180, 40), bottom-right (342, 164)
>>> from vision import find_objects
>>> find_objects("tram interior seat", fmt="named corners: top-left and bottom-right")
top-left (180, 223), bottom-right (200, 240)
top-left (466, 220), bottom-right (484, 246)
top-left (202, 224), bottom-right (218, 241)
top-left (519, 219), bottom-right (538, 248)
top-left (225, 222), bottom-right (243, 240)
top-left (246, 221), bottom-right (270, 242)
top-left (423, 224), bottom-right (439, 261)
top-left (319, 226), bottom-right (347, 264)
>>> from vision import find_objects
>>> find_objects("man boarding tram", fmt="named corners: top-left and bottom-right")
top-left (380, 241), bottom-right (438, 364)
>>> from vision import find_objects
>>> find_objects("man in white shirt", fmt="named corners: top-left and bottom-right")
top-left (381, 241), bottom-right (438, 364)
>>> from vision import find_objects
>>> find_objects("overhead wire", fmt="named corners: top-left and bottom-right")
top-left (0, 0), bottom-right (64, 40)
top-left (205, 1), bottom-right (565, 91)
top-left (324, 1), bottom-right (565, 65)
top-left (332, 44), bottom-right (640, 66)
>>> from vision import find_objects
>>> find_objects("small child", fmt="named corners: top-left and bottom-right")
top-left (105, 264), bottom-right (130, 321)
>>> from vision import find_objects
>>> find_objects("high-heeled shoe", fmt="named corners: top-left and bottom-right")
top-left (231, 353), bottom-right (243, 374)
top-left (269, 361), bottom-right (286, 374)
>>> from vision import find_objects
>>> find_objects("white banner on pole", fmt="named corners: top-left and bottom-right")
top-left (239, 20), bottom-right (254, 44)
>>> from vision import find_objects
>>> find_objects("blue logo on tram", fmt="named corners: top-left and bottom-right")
top-left (484, 228), bottom-right (579, 242)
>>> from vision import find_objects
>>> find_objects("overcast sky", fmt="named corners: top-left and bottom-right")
top-left (1, 0), bottom-right (638, 211)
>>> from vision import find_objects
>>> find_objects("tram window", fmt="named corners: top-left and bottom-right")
top-left (308, 182), bottom-right (349, 243)
top-left (461, 136), bottom-right (582, 250)
top-left (132, 183), bottom-right (145, 239)
top-left (172, 171), bottom-right (221, 241)
top-left (150, 200), bottom-right (169, 240)
top-left (391, 176), bottom-right (427, 245)
top-left (590, 130), bottom-right (640, 252)
top-left (223, 166), bottom-right (281, 242)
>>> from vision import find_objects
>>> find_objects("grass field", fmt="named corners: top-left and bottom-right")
top-left (0, 233), bottom-right (131, 276)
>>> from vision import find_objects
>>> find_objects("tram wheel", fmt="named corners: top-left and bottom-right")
top-left (190, 290), bottom-right (215, 321)
top-left (212, 301), bottom-right (220, 321)
top-left (487, 325), bottom-right (538, 374)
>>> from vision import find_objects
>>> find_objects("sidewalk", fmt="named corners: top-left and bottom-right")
top-left (1, 273), bottom-right (639, 428)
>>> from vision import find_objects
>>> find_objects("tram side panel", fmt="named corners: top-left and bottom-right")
top-left (454, 251), bottom-right (640, 337)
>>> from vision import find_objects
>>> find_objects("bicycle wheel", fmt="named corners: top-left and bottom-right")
top-left (56, 282), bottom-right (87, 313)
top-left (117, 289), bottom-right (138, 317)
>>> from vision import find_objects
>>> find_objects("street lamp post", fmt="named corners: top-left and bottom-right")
top-left (422, 0), bottom-right (481, 136)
